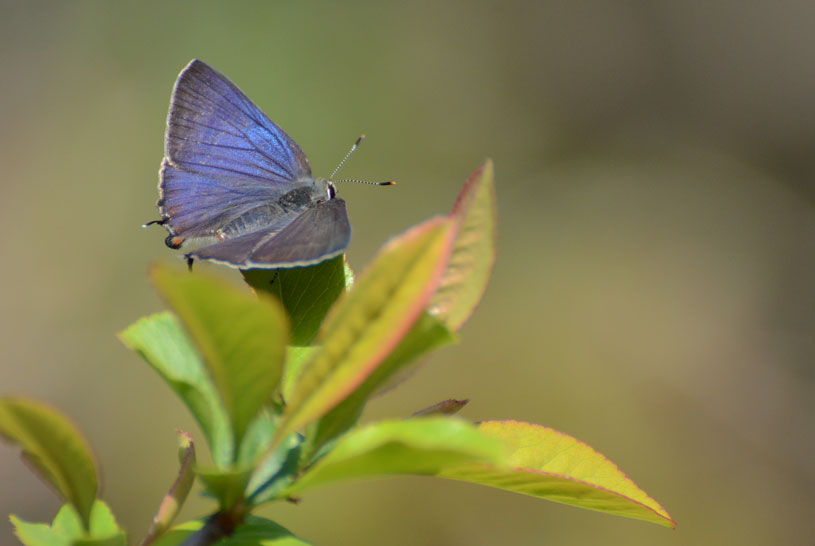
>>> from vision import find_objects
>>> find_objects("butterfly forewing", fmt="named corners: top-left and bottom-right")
top-left (165, 59), bottom-right (311, 180)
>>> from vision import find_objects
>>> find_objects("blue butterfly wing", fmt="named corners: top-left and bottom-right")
top-left (188, 199), bottom-right (351, 269)
top-left (159, 59), bottom-right (311, 240)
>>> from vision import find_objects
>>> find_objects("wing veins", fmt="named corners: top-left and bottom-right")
top-left (178, 79), bottom-right (297, 174)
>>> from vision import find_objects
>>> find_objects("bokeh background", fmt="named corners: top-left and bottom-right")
top-left (2, 2), bottom-right (813, 545)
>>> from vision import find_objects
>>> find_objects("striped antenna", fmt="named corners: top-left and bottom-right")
top-left (329, 134), bottom-right (396, 186)
top-left (330, 134), bottom-right (366, 179)
top-left (333, 178), bottom-right (396, 186)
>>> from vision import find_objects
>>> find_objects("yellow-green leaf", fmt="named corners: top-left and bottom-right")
top-left (0, 398), bottom-right (98, 529)
top-left (285, 417), bottom-right (506, 495)
top-left (119, 312), bottom-right (234, 467)
top-left (151, 265), bottom-right (290, 449)
top-left (438, 420), bottom-right (675, 528)
top-left (429, 159), bottom-right (497, 330)
top-left (273, 217), bottom-right (455, 445)
top-left (302, 312), bottom-right (456, 461)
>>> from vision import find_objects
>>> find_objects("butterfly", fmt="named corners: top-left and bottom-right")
top-left (147, 59), bottom-right (391, 269)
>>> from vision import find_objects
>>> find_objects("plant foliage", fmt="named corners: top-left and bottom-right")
top-left (1, 160), bottom-right (674, 546)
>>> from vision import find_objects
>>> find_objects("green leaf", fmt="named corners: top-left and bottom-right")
top-left (285, 417), bottom-right (506, 495)
top-left (243, 255), bottom-right (347, 346)
top-left (437, 420), bottom-right (676, 528)
top-left (75, 500), bottom-right (127, 545)
top-left (0, 398), bottom-right (98, 529)
top-left (196, 466), bottom-right (253, 510)
top-left (303, 312), bottom-right (456, 461)
top-left (237, 412), bottom-right (276, 467)
top-left (153, 516), bottom-right (312, 546)
top-left (429, 159), bottom-right (497, 331)
top-left (72, 536), bottom-right (128, 546)
top-left (281, 346), bottom-right (320, 403)
top-left (141, 431), bottom-right (196, 546)
top-left (119, 312), bottom-right (234, 467)
top-left (87, 500), bottom-right (124, 538)
top-left (11, 502), bottom-right (126, 546)
top-left (151, 265), bottom-right (290, 451)
top-left (246, 431), bottom-right (302, 504)
top-left (10, 515), bottom-right (68, 546)
top-left (51, 504), bottom-right (84, 539)
top-left (274, 217), bottom-right (456, 446)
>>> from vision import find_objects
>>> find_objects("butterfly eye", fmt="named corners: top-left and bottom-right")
top-left (328, 184), bottom-right (336, 199)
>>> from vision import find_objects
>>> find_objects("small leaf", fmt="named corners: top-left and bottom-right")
top-left (438, 420), bottom-right (675, 528)
top-left (151, 265), bottom-right (290, 451)
top-left (87, 500), bottom-right (124, 538)
top-left (429, 159), bottom-right (497, 330)
top-left (50, 503), bottom-right (84, 539)
top-left (10, 515), bottom-right (68, 546)
top-left (284, 417), bottom-right (506, 495)
top-left (72, 501), bottom-right (128, 545)
top-left (141, 431), bottom-right (196, 546)
top-left (0, 398), bottom-right (98, 529)
top-left (119, 312), bottom-right (234, 467)
top-left (243, 255), bottom-right (347, 346)
top-left (302, 312), bottom-right (456, 461)
top-left (196, 466), bottom-right (253, 510)
top-left (152, 516), bottom-right (313, 546)
top-left (411, 398), bottom-right (469, 417)
top-left (274, 217), bottom-right (456, 446)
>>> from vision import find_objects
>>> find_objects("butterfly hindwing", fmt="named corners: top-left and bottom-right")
top-left (188, 199), bottom-right (351, 269)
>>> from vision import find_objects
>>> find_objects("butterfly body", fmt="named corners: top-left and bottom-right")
top-left (153, 59), bottom-right (350, 269)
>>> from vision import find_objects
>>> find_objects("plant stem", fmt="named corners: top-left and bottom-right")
top-left (180, 504), bottom-right (247, 546)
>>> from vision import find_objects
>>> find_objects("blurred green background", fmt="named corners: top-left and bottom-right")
top-left (1, 2), bottom-right (813, 545)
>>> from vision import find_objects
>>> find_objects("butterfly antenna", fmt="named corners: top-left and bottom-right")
top-left (333, 178), bottom-right (395, 186)
top-left (329, 134), bottom-right (397, 186)
top-left (330, 134), bottom-right (366, 179)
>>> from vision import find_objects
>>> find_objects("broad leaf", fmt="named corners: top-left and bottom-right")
top-left (152, 515), bottom-right (312, 545)
top-left (151, 265), bottom-right (290, 450)
top-left (302, 312), bottom-right (456, 461)
top-left (273, 218), bottom-right (455, 446)
top-left (285, 417), bottom-right (506, 495)
top-left (119, 312), bottom-right (234, 467)
top-left (243, 255), bottom-right (347, 346)
top-left (429, 159), bottom-right (497, 331)
top-left (0, 398), bottom-right (98, 528)
top-left (438, 420), bottom-right (675, 528)
top-left (141, 431), bottom-right (196, 546)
